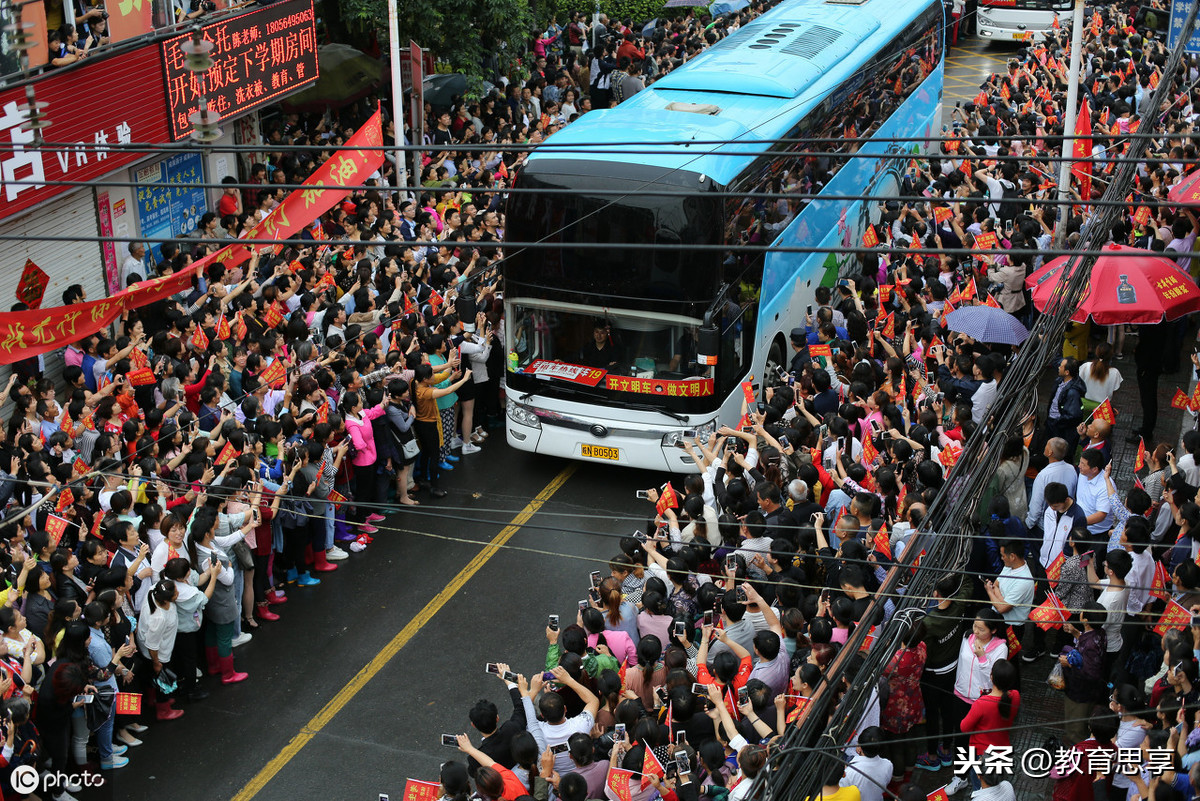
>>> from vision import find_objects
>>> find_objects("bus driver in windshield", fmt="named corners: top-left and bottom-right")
top-left (579, 320), bottom-right (620, 370)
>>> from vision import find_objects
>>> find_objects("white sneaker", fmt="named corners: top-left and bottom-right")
top-left (232, 632), bottom-right (253, 648)
top-left (461, 443), bottom-right (481, 455)
top-left (349, 539), bottom-right (367, 553)
top-left (196, 668), bottom-right (203, 678)
top-left (64, 776), bottom-right (83, 793)
top-left (944, 777), bottom-right (969, 796)
top-left (474, 426), bottom-right (489, 439)
top-left (326, 546), bottom-right (349, 561)
top-left (449, 436), bottom-right (464, 449)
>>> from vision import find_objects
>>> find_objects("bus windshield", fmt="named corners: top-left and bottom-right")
top-left (505, 299), bottom-right (737, 412)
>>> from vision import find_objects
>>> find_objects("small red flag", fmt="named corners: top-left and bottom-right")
top-left (1134, 206), bottom-right (1152, 226)
top-left (54, 488), bottom-right (74, 514)
top-left (1030, 591), bottom-right (1070, 630)
top-left (216, 314), bottom-right (231, 341)
top-left (15, 259), bottom-right (49, 309)
top-left (873, 523), bottom-right (891, 560)
top-left (1092, 398), bottom-right (1116, 425)
top-left (1155, 600), bottom-right (1191, 637)
top-left (72, 457), bottom-right (89, 478)
top-left (260, 358), bottom-right (287, 390)
top-left (1136, 438), bottom-right (1147, 472)
top-left (741, 381), bottom-right (756, 407)
top-left (215, 442), bottom-right (240, 466)
top-left (1172, 388), bottom-right (1190, 409)
top-left (927, 787), bottom-right (951, 801)
top-left (606, 768), bottom-right (636, 801)
top-left (975, 232), bottom-right (998, 250)
top-left (656, 482), bottom-right (680, 516)
top-left (189, 326), bottom-right (209, 352)
top-left (1150, 561), bottom-right (1171, 602)
top-left (1046, 551), bottom-right (1065, 589)
top-left (45, 514), bottom-right (69, 549)
top-left (862, 225), bottom-right (879, 248)
top-left (264, 303), bottom-right (285, 329)
top-left (1190, 381), bottom-right (1200, 412)
top-left (938, 444), bottom-right (962, 467)
top-left (809, 343), bottom-right (832, 360)
top-left (126, 367), bottom-right (157, 387)
top-left (984, 294), bottom-right (1001, 308)
top-left (933, 206), bottom-right (953, 224)
top-left (114, 692), bottom-right (143, 716)
top-left (882, 312), bottom-right (895, 340)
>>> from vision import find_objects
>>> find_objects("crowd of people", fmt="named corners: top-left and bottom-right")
top-left (4, 1), bottom-right (1200, 801)
top-left (431, 4), bottom-right (1200, 801)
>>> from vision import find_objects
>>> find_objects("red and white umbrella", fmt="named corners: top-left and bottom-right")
top-left (1025, 242), bottom-right (1200, 324)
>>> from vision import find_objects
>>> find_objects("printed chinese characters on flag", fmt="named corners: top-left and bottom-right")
top-left (402, 779), bottom-right (441, 801)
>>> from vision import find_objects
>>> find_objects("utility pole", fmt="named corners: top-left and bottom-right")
top-left (1053, 0), bottom-right (1086, 248)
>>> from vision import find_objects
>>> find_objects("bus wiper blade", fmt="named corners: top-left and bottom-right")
top-left (623, 402), bottom-right (687, 423)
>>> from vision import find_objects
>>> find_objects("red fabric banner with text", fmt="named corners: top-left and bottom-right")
top-left (0, 110), bottom-right (384, 365)
top-left (210, 108), bottom-right (385, 273)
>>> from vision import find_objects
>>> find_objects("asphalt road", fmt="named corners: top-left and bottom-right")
top-left (108, 444), bottom-right (655, 801)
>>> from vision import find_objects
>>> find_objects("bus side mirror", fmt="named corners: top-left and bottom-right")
top-left (697, 321), bottom-right (719, 366)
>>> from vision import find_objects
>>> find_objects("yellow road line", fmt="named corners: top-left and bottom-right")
top-left (230, 463), bottom-right (578, 801)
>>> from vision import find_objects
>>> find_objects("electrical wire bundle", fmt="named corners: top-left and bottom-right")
top-left (753, 2), bottom-right (1200, 798)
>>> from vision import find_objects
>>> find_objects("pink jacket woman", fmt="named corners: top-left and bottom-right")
top-left (344, 404), bottom-right (386, 467)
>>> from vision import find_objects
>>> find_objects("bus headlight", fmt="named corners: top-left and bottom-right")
top-left (506, 400), bottom-right (542, 429)
top-left (661, 419), bottom-right (717, 448)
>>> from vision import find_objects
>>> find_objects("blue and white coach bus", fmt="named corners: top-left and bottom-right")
top-left (502, 0), bottom-right (945, 472)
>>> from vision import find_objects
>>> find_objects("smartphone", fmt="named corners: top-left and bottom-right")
top-left (756, 401), bottom-right (766, 414)
top-left (636, 490), bottom-right (651, 500)
top-left (380, 795), bottom-right (390, 801)
top-left (869, 419), bottom-right (881, 433)
top-left (542, 672), bottom-right (556, 681)
top-left (551, 742), bottom-right (570, 755)
top-left (1193, 615), bottom-right (1200, 628)
top-left (615, 723), bottom-right (627, 740)
top-left (741, 425), bottom-right (755, 433)
top-left (838, 436), bottom-right (847, 452)
top-left (820, 589), bottom-right (830, 603)
top-left (838, 279), bottom-right (849, 287)
top-left (682, 428), bottom-right (698, 438)
top-left (736, 587), bottom-right (748, 603)
top-left (548, 614), bottom-right (559, 632)
top-left (819, 424), bottom-right (828, 440)
top-left (655, 686), bottom-right (669, 705)
top-left (675, 751), bottom-right (691, 775)
top-left (676, 731), bottom-right (687, 746)
top-left (725, 555), bottom-right (736, 572)
top-left (778, 435), bottom-right (790, 449)
top-left (73, 694), bottom-right (94, 705)
top-left (485, 662), bottom-right (500, 675)
top-left (441, 734), bottom-right (457, 746)
top-left (502, 670), bottom-right (518, 682)
top-left (578, 599), bottom-right (588, 611)
top-left (590, 570), bottom-right (602, 588)
top-left (703, 610), bottom-right (714, 627)
top-left (692, 682), bottom-right (708, 695)
top-left (807, 304), bottom-right (813, 316)
top-left (738, 686), bottom-right (750, 705)
top-left (586, 646), bottom-right (598, 656)
top-left (674, 620), bottom-right (687, 638)
top-left (633, 529), bottom-right (647, 543)
top-left (588, 588), bottom-right (600, 604)
top-left (673, 440), bottom-right (688, 449)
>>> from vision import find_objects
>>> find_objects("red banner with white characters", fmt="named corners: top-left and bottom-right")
top-left (0, 111), bottom-right (384, 365)
top-left (209, 108), bottom-right (384, 273)
top-left (605, 376), bottom-right (715, 397)
top-left (522, 359), bottom-right (607, 386)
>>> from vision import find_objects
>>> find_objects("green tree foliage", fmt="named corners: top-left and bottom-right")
top-left (553, 0), bottom-right (701, 25)
top-left (326, 0), bottom-right (535, 96)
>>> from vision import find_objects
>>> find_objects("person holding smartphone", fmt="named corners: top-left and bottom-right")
top-left (695, 617), bottom-right (754, 717)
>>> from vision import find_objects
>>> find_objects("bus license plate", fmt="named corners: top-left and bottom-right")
top-left (581, 444), bottom-right (620, 461)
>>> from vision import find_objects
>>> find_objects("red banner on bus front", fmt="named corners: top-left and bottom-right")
top-left (522, 360), bottom-right (608, 386)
